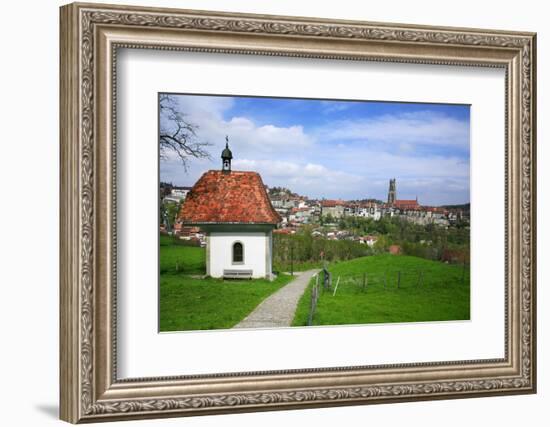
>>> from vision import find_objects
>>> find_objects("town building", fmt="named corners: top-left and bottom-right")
top-left (171, 186), bottom-right (192, 199)
top-left (320, 199), bottom-right (346, 219)
top-left (387, 178), bottom-right (420, 210)
top-left (163, 185), bottom-right (192, 204)
top-left (178, 140), bottom-right (281, 279)
top-left (393, 199), bottom-right (420, 210)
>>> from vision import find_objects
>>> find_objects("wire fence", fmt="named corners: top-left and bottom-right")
top-left (307, 274), bottom-right (320, 326)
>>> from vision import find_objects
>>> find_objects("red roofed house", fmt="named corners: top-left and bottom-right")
top-left (178, 139), bottom-right (281, 279)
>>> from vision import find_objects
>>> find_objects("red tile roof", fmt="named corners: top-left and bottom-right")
top-left (394, 199), bottom-right (419, 209)
top-left (321, 199), bottom-right (345, 208)
top-left (178, 170), bottom-right (282, 225)
top-left (389, 244), bottom-right (402, 255)
top-left (424, 206), bottom-right (446, 213)
top-left (273, 228), bottom-right (293, 234)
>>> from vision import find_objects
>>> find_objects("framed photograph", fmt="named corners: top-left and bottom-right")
top-left (158, 93), bottom-right (472, 333)
top-left (60, 2), bottom-right (537, 423)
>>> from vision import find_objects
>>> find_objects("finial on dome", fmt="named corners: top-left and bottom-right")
top-left (221, 136), bottom-right (233, 172)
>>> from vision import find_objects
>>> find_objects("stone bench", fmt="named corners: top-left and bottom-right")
top-left (223, 269), bottom-right (253, 280)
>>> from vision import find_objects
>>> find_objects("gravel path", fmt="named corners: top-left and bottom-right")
top-left (233, 269), bottom-right (320, 329)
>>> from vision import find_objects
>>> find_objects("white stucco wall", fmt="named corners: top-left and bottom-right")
top-left (208, 231), bottom-right (271, 278)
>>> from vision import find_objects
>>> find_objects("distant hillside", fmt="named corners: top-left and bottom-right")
top-left (441, 203), bottom-right (470, 211)
top-left (268, 186), bottom-right (299, 198)
top-left (360, 198), bottom-right (384, 204)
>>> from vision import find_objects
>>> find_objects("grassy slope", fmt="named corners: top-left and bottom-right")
top-left (292, 254), bottom-right (470, 327)
top-left (273, 260), bottom-right (325, 273)
top-left (159, 238), bottom-right (293, 331)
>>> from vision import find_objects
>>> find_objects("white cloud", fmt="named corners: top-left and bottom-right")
top-left (232, 159), bottom-right (300, 177)
top-left (232, 159), bottom-right (364, 199)
top-left (175, 95), bottom-right (234, 119)
top-left (315, 110), bottom-right (470, 149)
top-left (221, 117), bottom-right (312, 153)
top-left (341, 150), bottom-right (469, 179)
top-left (169, 96), bottom-right (313, 160)
top-left (320, 101), bottom-right (351, 114)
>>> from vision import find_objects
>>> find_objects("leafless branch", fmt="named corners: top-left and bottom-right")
top-left (159, 94), bottom-right (212, 172)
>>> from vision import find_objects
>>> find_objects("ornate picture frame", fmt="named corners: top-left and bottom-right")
top-left (60, 2), bottom-right (536, 423)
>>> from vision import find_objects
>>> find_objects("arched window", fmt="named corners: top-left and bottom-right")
top-left (232, 242), bottom-right (244, 264)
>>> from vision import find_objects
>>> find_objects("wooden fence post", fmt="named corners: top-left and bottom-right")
top-left (416, 271), bottom-right (424, 286)
top-left (333, 276), bottom-right (340, 296)
top-left (308, 282), bottom-right (318, 326)
top-left (290, 245), bottom-right (294, 276)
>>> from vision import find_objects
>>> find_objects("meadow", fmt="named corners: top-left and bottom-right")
top-left (159, 234), bottom-right (206, 275)
top-left (159, 236), bottom-right (292, 331)
top-left (159, 235), bottom-right (470, 331)
top-left (292, 254), bottom-right (470, 326)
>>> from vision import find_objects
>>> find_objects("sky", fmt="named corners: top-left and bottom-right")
top-left (159, 94), bottom-right (470, 206)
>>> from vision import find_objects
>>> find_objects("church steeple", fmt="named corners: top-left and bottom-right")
top-left (221, 135), bottom-right (233, 172)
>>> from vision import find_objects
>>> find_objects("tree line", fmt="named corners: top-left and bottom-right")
top-left (273, 217), bottom-right (470, 271)
top-left (273, 226), bottom-right (372, 271)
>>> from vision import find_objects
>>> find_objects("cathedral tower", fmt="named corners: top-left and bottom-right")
top-left (387, 178), bottom-right (396, 205)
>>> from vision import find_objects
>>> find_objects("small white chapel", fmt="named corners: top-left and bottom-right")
top-left (178, 138), bottom-right (281, 279)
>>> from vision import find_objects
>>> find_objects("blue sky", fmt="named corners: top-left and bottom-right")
top-left (160, 94), bottom-right (470, 206)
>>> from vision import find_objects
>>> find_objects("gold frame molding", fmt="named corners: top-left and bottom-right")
top-left (60, 2), bottom-right (537, 423)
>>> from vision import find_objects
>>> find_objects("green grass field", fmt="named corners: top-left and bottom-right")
top-left (273, 260), bottom-right (325, 273)
top-left (292, 254), bottom-right (470, 327)
top-left (159, 237), bottom-right (293, 331)
top-left (160, 274), bottom-right (293, 331)
top-left (159, 235), bottom-right (206, 275)
top-left (160, 236), bottom-right (470, 331)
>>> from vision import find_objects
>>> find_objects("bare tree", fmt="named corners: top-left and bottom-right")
top-left (159, 94), bottom-right (212, 171)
